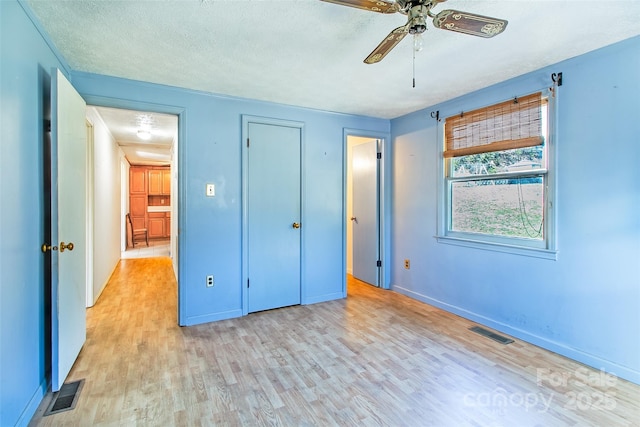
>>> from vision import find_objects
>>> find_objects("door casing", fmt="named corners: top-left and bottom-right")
top-left (351, 139), bottom-right (379, 286)
top-left (242, 115), bottom-right (305, 315)
top-left (80, 95), bottom-right (185, 323)
top-left (344, 130), bottom-right (390, 291)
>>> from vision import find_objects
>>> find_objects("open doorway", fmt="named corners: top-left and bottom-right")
top-left (84, 105), bottom-right (178, 306)
top-left (345, 131), bottom-right (389, 292)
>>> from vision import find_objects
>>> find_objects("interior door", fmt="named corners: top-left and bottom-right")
top-left (247, 122), bottom-right (301, 313)
top-left (352, 140), bottom-right (379, 286)
top-left (50, 68), bottom-right (87, 391)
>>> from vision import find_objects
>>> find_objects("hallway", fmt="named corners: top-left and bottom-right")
top-left (30, 260), bottom-right (639, 426)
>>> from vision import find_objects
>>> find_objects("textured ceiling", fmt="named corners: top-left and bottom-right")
top-left (89, 106), bottom-right (177, 165)
top-left (25, 0), bottom-right (640, 164)
top-left (26, 0), bottom-right (640, 120)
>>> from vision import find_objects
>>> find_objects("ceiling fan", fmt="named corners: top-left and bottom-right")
top-left (321, 0), bottom-right (508, 64)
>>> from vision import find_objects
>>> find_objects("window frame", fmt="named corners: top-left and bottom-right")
top-left (436, 88), bottom-right (558, 260)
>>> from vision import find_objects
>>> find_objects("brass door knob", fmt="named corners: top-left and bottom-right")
top-left (292, 222), bottom-right (301, 229)
top-left (60, 242), bottom-right (74, 252)
top-left (41, 244), bottom-right (58, 253)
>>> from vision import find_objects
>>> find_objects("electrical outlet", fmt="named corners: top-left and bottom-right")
top-left (404, 259), bottom-right (410, 269)
top-left (206, 275), bottom-right (214, 287)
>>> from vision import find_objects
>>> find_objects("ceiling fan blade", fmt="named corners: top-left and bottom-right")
top-left (320, 0), bottom-right (399, 14)
top-left (364, 26), bottom-right (408, 64)
top-left (433, 9), bottom-right (508, 38)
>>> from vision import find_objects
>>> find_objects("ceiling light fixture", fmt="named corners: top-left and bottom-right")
top-left (137, 129), bottom-right (151, 140)
top-left (413, 33), bottom-right (424, 52)
top-left (408, 6), bottom-right (427, 88)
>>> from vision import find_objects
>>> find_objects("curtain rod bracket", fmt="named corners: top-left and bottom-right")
top-left (551, 72), bottom-right (563, 86)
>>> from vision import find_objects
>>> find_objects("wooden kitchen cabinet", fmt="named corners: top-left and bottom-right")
top-left (129, 166), bottom-right (171, 243)
top-left (129, 167), bottom-right (149, 240)
top-left (148, 167), bottom-right (171, 195)
top-left (130, 167), bottom-right (147, 194)
top-left (148, 169), bottom-right (162, 195)
top-left (148, 211), bottom-right (171, 239)
top-left (148, 212), bottom-right (165, 238)
top-left (162, 169), bottom-right (171, 195)
top-left (129, 193), bottom-right (147, 232)
top-left (130, 194), bottom-right (147, 217)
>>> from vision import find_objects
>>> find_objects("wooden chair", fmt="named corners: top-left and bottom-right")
top-left (127, 213), bottom-right (148, 247)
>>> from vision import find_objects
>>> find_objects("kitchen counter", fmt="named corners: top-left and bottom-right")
top-left (148, 206), bottom-right (171, 212)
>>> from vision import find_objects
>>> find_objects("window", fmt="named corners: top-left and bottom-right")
top-left (439, 90), bottom-right (556, 257)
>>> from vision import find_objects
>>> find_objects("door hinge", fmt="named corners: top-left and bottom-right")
top-left (376, 260), bottom-right (382, 267)
top-left (377, 152), bottom-right (382, 159)
top-left (247, 138), bottom-right (250, 148)
top-left (247, 278), bottom-right (250, 288)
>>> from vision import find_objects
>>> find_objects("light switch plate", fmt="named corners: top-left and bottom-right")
top-left (206, 184), bottom-right (215, 197)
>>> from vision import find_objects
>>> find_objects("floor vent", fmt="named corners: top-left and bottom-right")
top-left (469, 326), bottom-right (514, 345)
top-left (44, 379), bottom-right (84, 416)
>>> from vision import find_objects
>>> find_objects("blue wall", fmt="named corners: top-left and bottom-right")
top-left (390, 36), bottom-right (640, 384)
top-left (1, 2), bottom-right (388, 423)
top-left (69, 72), bottom-right (389, 326)
top-left (0, 2), bottom-right (72, 425)
top-left (2, 0), bottom-right (638, 423)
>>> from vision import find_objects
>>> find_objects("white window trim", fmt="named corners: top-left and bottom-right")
top-left (435, 87), bottom-right (558, 260)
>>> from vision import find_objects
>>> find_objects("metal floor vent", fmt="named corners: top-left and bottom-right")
top-left (469, 326), bottom-right (514, 345)
top-left (44, 379), bottom-right (84, 416)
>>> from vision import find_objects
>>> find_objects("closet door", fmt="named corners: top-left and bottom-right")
top-left (246, 121), bottom-right (302, 313)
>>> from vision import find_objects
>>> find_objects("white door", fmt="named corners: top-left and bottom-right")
top-left (352, 140), bottom-right (379, 286)
top-left (50, 69), bottom-right (87, 391)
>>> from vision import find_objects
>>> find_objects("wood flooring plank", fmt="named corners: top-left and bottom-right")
top-left (29, 261), bottom-right (640, 426)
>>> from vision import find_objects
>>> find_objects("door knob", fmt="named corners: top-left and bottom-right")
top-left (292, 222), bottom-right (301, 229)
top-left (41, 244), bottom-right (58, 253)
top-left (59, 242), bottom-right (74, 252)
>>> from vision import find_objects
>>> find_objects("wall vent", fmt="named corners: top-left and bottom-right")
top-left (469, 326), bottom-right (514, 345)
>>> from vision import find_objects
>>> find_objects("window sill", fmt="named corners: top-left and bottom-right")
top-left (435, 235), bottom-right (558, 260)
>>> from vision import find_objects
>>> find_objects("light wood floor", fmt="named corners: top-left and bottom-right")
top-left (31, 257), bottom-right (639, 426)
top-left (121, 239), bottom-right (170, 259)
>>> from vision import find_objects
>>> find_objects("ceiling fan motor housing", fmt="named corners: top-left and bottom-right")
top-left (408, 5), bottom-right (429, 34)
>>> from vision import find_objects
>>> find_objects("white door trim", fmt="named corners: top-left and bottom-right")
top-left (343, 129), bottom-right (391, 290)
top-left (79, 95), bottom-right (185, 323)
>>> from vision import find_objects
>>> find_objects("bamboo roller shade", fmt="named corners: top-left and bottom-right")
top-left (444, 92), bottom-right (544, 158)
